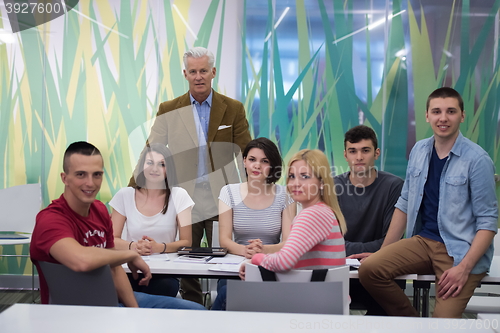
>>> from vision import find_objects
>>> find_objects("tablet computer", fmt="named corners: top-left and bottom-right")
top-left (177, 246), bottom-right (228, 257)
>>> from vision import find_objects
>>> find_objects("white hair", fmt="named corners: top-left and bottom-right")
top-left (183, 47), bottom-right (215, 69)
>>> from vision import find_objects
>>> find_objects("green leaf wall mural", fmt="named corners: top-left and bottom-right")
top-left (0, 0), bottom-right (498, 276)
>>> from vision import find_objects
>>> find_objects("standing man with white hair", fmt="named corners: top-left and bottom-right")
top-left (130, 47), bottom-right (251, 304)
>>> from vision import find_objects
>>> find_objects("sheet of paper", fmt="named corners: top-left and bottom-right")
top-left (346, 258), bottom-right (361, 268)
top-left (208, 256), bottom-right (245, 264)
top-left (142, 253), bottom-right (170, 261)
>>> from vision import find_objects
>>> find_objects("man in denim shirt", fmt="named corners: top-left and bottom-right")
top-left (357, 87), bottom-right (498, 318)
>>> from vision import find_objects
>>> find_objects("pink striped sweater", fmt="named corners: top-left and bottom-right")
top-left (252, 202), bottom-right (346, 271)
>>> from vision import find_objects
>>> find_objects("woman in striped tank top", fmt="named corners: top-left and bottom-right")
top-left (211, 138), bottom-right (296, 310)
top-left (241, 149), bottom-right (346, 276)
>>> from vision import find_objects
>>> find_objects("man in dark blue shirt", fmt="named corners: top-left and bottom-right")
top-left (357, 88), bottom-right (497, 318)
top-left (335, 125), bottom-right (403, 315)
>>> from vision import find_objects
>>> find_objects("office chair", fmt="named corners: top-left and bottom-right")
top-left (38, 261), bottom-right (119, 306)
top-left (227, 263), bottom-right (349, 314)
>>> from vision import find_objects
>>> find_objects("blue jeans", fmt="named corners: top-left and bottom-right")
top-left (211, 279), bottom-right (227, 310)
top-left (119, 291), bottom-right (206, 310)
top-left (128, 274), bottom-right (179, 297)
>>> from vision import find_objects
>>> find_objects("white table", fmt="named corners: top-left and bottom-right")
top-left (123, 253), bottom-right (242, 279)
top-left (477, 314), bottom-right (500, 333)
top-left (124, 253), bottom-right (418, 281)
top-left (0, 235), bottom-right (32, 246)
top-left (0, 303), bottom-right (494, 333)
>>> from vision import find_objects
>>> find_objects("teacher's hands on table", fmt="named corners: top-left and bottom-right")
top-left (244, 239), bottom-right (263, 259)
top-left (128, 255), bottom-right (152, 286)
top-left (347, 252), bottom-right (373, 263)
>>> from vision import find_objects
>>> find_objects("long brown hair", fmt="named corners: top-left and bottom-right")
top-left (287, 149), bottom-right (347, 235)
top-left (133, 143), bottom-right (177, 214)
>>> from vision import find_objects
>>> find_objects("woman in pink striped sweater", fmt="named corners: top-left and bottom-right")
top-left (241, 149), bottom-right (346, 277)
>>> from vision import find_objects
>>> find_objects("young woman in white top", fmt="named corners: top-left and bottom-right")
top-left (110, 143), bottom-right (193, 297)
top-left (212, 137), bottom-right (296, 310)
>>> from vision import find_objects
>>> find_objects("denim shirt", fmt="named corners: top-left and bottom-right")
top-left (395, 132), bottom-right (498, 274)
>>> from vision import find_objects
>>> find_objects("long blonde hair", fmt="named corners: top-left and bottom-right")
top-left (287, 149), bottom-right (347, 235)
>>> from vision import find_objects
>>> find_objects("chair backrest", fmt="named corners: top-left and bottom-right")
top-left (212, 221), bottom-right (220, 247)
top-left (213, 221), bottom-right (235, 247)
top-left (38, 261), bottom-right (119, 306)
top-left (0, 183), bottom-right (41, 233)
top-left (227, 263), bottom-right (349, 314)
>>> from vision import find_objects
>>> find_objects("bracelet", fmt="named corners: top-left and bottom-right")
top-left (129, 241), bottom-right (134, 250)
top-left (160, 242), bottom-right (167, 254)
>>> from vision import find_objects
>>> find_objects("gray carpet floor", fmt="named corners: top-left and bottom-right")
top-left (0, 289), bottom-right (40, 313)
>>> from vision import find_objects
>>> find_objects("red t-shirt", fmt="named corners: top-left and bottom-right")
top-left (30, 195), bottom-right (115, 304)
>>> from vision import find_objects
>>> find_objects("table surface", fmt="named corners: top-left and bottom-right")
top-left (0, 303), bottom-right (494, 333)
top-left (0, 234), bottom-right (31, 245)
top-left (477, 314), bottom-right (500, 333)
top-left (124, 253), bottom-right (418, 280)
top-left (124, 253), bottom-right (242, 278)
top-left (128, 253), bottom-right (500, 283)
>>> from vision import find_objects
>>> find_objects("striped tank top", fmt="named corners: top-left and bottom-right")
top-left (219, 183), bottom-right (294, 245)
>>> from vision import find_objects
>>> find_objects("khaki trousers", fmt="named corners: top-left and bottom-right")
top-left (359, 235), bottom-right (485, 318)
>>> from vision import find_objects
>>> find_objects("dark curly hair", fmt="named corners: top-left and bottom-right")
top-left (344, 125), bottom-right (378, 150)
top-left (242, 137), bottom-right (282, 184)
